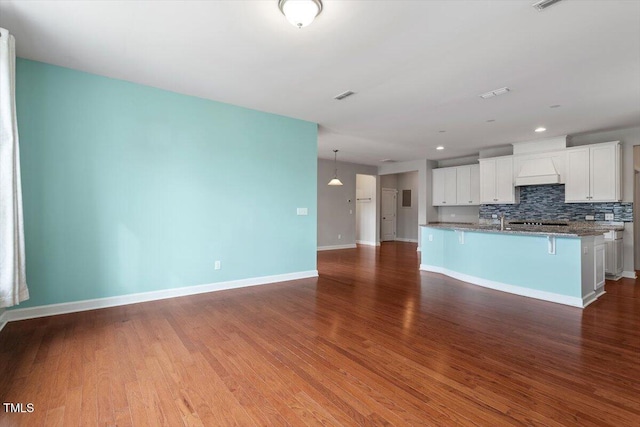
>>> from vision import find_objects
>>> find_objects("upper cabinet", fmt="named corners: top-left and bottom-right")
top-left (456, 164), bottom-right (480, 205)
top-left (432, 164), bottom-right (479, 206)
top-left (565, 141), bottom-right (621, 203)
top-left (432, 167), bottom-right (457, 206)
top-left (479, 156), bottom-right (517, 204)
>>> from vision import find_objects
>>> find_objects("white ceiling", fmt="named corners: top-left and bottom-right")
top-left (1, 0), bottom-right (639, 165)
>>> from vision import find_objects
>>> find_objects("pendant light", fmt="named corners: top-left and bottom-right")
top-left (278, 0), bottom-right (323, 29)
top-left (328, 150), bottom-right (343, 186)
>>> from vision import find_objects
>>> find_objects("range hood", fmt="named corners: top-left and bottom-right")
top-left (515, 157), bottom-right (561, 186)
top-left (512, 136), bottom-right (566, 186)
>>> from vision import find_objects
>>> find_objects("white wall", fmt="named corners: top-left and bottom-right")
top-left (396, 171), bottom-right (419, 242)
top-left (356, 174), bottom-right (377, 245)
top-left (380, 174), bottom-right (397, 189)
top-left (438, 206), bottom-right (480, 223)
top-left (318, 159), bottom-right (378, 249)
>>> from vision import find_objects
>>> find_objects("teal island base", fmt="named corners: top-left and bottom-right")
top-left (420, 226), bottom-right (605, 308)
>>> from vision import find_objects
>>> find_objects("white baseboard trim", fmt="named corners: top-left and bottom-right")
top-left (3, 270), bottom-right (319, 324)
top-left (395, 238), bottom-right (418, 243)
top-left (582, 291), bottom-right (598, 308)
top-left (356, 240), bottom-right (380, 247)
top-left (621, 270), bottom-right (637, 279)
top-left (419, 264), bottom-right (586, 308)
top-left (0, 310), bottom-right (7, 333)
top-left (317, 244), bottom-right (357, 251)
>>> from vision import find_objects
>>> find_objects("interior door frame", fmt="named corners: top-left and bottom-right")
top-left (381, 188), bottom-right (397, 242)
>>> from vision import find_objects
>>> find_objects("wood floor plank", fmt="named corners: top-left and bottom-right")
top-left (1, 242), bottom-right (639, 426)
top-left (62, 386), bottom-right (83, 427)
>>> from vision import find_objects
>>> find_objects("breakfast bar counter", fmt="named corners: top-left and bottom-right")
top-left (420, 224), bottom-right (608, 308)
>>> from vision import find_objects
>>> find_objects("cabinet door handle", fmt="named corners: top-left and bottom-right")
top-left (469, 201), bottom-right (472, 203)
top-left (443, 201), bottom-right (446, 204)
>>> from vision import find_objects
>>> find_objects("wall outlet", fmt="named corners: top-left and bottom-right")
top-left (605, 213), bottom-right (614, 221)
top-left (585, 215), bottom-right (595, 221)
top-left (428, 234), bottom-right (433, 241)
top-left (350, 209), bottom-right (353, 215)
top-left (450, 213), bottom-right (456, 217)
top-left (492, 214), bottom-right (498, 219)
top-left (296, 207), bottom-right (308, 216)
top-left (214, 260), bottom-right (221, 270)
top-left (338, 234), bottom-right (341, 240)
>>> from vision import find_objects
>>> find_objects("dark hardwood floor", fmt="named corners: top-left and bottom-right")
top-left (1, 242), bottom-right (639, 426)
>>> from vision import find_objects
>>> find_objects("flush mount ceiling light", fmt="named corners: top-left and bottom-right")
top-left (436, 146), bottom-right (445, 150)
top-left (535, 127), bottom-right (547, 132)
top-left (532, 0), bottom-right (564, 11)
top-left (328, 150), bottom-right (343, 186)
top-left (279, 0), bottom-right (323, 29)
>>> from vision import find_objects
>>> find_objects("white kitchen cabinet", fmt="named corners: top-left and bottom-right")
top-left (479, 156), bottom-right (517, 204)
top-left (455, 164), bottom-right (480, 205)
top-left (604, 231), bottom-right (624, 277)
top-left (565, 141), bottom-right (620, 203)
top-left (432, 167), bottom-right (457, 206)
top-left (432, 165), bottom-right (480, 206)
top-left (594, 242), bottom-right (606, 291)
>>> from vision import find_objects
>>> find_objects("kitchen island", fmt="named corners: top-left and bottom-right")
top-left (420, 223), bottom-right (608, 308)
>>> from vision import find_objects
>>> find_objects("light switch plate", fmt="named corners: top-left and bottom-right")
top-left (585, 215), bottom-right (595, 221)
top-left (297, 208), bottom-right (308, 216)
top-left (605, 213), bottom-right (614, 221)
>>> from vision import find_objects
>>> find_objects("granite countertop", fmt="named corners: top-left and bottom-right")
top-left (420, 222), bottom-right (624, 237)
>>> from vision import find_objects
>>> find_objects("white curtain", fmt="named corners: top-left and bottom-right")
top-left (0, 27), bottom-right (29, 307)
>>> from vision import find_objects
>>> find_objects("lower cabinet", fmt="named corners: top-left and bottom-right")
top-left (604, 236), bottom-right (624, 277)
top-left (594, 242), bottom-right (606, 291)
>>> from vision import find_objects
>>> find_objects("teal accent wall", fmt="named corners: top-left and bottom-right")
top-left (421, 227), bottom-right (582, 297)
top-left (15, 59), bottom-right (317, 308)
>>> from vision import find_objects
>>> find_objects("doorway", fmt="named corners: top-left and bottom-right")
top-left (634, 146), bottom-right (640, 270)
top-left (356, 174), bottom-right (377, 246)
top-left (381, 188), bottom-right (397, 241)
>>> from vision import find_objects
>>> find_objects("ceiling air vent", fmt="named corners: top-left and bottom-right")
top-left (532, 0), bottom-right (564, 11)
top-left (334, 90), bottom-right (356, 101)
top-left (380, 159), bottom-right (396, 163)
top-left (479, 87), bottom-right (510, 99)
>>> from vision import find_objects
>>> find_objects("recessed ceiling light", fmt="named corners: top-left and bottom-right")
top-left (549, 104), bottom-right (561, 108)
top-left (436, 146), bottom-right (445, 150)
top-left (486, 119), bottom-right (496, 123)
top-left (535, 127), bottom-right (547, 132)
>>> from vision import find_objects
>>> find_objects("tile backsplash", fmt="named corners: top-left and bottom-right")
top-left (479, 184), bottom-right (633, 222)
